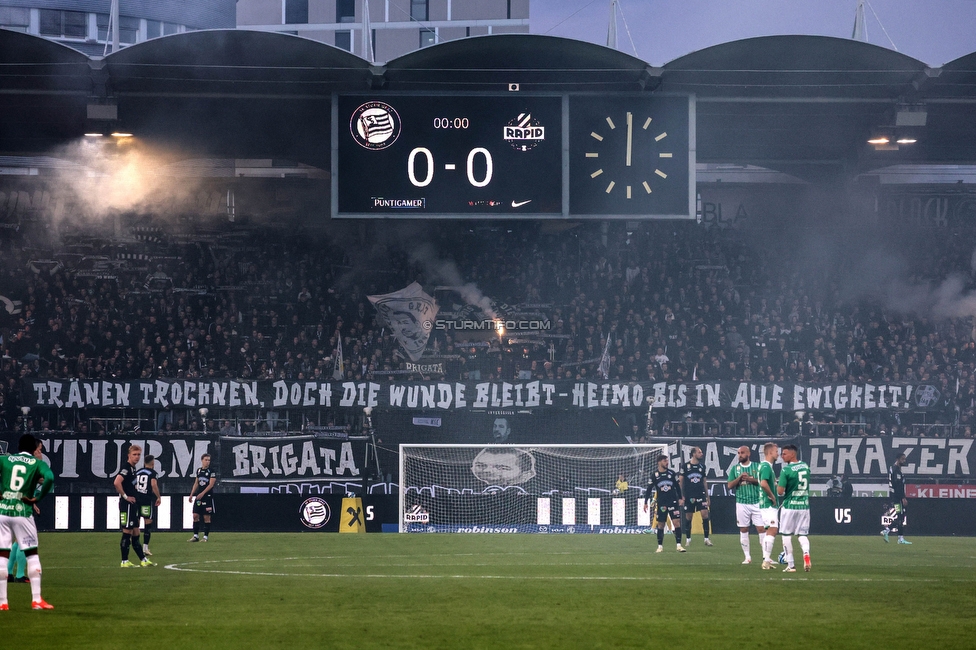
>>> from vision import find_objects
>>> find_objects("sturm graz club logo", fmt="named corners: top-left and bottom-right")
top-left (350, 101), bottom-right (401, 150)
top-left (300, 497), bottom-right (331, 529)
top-left (503, 112), bottom-right (545, 151)
top-left (914, 385), bottom-right (941, 408)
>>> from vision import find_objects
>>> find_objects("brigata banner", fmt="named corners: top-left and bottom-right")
top-left (649, 436), bottom-right (975, 480)
top-left (220, 435), bottom-right (367, 485)
top-left (24, 379), bottom-right (950, 413)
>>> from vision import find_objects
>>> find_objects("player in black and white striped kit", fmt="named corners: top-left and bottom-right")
top-left (680, 447), bottom-right (713, 547)
top-left (187, 453), bottom-right (216, 542)
top-left (882, 453), bottom-right (911, 544)
top-left (113, 445), bottom-right (154, 567)
top-left (133, 455), bottom-right (161, 556)
top-left (644, 455), bottom-right (686, 553)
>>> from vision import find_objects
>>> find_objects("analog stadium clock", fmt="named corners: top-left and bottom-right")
top-left (569, 95), bottom-right (693, 218)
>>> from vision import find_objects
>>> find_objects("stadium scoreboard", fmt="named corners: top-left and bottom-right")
top-left (334, 94), bottom-right (694, 219)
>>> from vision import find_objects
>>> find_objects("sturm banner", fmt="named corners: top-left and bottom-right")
top-left (25, 379), bottom-right (950, 413)
top-left (649, 436), bottom-right (975, 480)
top-left (2, 435), bottom-right (215, 487)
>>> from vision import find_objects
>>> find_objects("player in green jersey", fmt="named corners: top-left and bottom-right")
top-left (0, 434), bottom-right (55, 610)
top-left (727, 446), bottom-right (765, 565)
top-left (777, 444), bottom-right (811, 573)
top-left (758, 442), bottom-right (781, 570)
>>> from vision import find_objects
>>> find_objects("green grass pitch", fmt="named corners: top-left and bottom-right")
top-left (3, 533), bottom-right (974, 649)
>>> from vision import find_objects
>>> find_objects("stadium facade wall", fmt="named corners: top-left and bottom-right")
top-left (33, 493), bottom-right (396, 533)
top-left (10, 0), bottom-right (236, 29)
top-left (31, 495), bottom-right (976, 535)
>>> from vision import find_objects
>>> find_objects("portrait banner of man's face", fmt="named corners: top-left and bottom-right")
top-left (369, 282), bottom-right (438, 362)
top-left (471, 447), bottom-right (536, 486)
top-left (491, 417), bottom-right (512, 442)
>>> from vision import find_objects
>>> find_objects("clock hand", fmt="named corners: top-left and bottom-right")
top-left (626, 112), bottom-right (633, 167)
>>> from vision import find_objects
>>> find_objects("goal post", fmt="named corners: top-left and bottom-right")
top-left (399, 444), bottom-right (669, 533)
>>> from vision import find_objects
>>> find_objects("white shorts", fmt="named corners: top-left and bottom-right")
top-left (761, 507), bottom-right (779, 529)
top-left (0, 514), bottom-right (39, 551)
top-left (736, 503), bottom-right (764, 529)
top-left (779, 508), bottom-right (810, 536)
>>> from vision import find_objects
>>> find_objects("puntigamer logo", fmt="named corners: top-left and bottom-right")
top-left (503, 112), bottom-right (545, 151)
top-left (351, 101), bottom-right (401, 150)
top-left (300, 497), bottom-right (331, 529)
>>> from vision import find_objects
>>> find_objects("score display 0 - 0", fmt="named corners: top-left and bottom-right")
top-left (335, 94), bottom-right (692, 218)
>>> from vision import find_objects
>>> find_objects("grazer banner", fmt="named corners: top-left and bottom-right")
top-left (646, 437), bottom-right (802, 483)
top-left (649, 436), bottom-right (975, 480)
top-left (0, 434), bottom-right (214, 490)
top-left (220, 435), bottom-right (368, 486)
top-left (804, 436), bottom-right (974, 480)
top-left (25, 379), bottom-right (950, 413)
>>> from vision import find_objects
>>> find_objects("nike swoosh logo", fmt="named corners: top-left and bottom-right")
top-left (511, 200), bottom-right (532, 208)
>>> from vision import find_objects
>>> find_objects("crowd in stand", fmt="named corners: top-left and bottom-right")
top-left (3, 215), bottom-right (976, 435)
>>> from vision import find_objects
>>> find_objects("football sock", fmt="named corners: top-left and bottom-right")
top-left (130, 535), bottom-right (146, 561)
top-left (193, 521), bottom-right (200, 536)
top-left (739, 532), bottom-right (750, 560)
top-left (782, 535), bottom-right (795, 567)
top-left (203, 523), bottom-right (211, 537)
top-left (120, 533), bottom-right (131, 561)
top-left (798, 535), bottom-right (810, 556)
top-left (657, 527), bottom-right (665, 545)
top-left (673, 527), bottom-right (682, 545)
top-left (702, 518), bottom-right (710, 539)
top-left (8, 543), bottom-right (26, 579)
top-left (26, 555), bottom-right (41, 603)
top-left (143, 529), bottom-right (152, 547)
top-left (0, 560), bottom-right (8, 604)
top-left (762, 534), bottom-right (774, 561)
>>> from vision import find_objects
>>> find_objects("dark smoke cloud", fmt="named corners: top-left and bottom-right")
top-left (408, 242), bottom-right (497, 318)
top-left (765, 224), bottom-right (976, 322)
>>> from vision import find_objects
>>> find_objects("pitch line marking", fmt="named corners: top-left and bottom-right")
top-left (161, 558), bottom-right (975, 583)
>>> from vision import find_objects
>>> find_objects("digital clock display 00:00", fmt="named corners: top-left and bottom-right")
top-left (432, 117), bottom-right (469, 129)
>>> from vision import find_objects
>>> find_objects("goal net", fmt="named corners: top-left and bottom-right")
top-left (399, 444), bottom-right (668, 533)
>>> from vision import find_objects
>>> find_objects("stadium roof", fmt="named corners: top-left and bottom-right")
top-left (382, 34), bottom-right (656, 91)
top-left (1, 30), bottom-right (975, 181)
